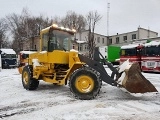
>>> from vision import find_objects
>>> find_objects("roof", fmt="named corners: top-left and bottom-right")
top-left (0, 49), bottom-right (16, 54)
top-left (121, 44), bottom-right (142, 49)
top-left (76, 40), bottom-right (87, 44)
top-left (145, 41), bottom-right (160, 47)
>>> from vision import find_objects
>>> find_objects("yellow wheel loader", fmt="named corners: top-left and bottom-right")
top-left (20, 24), bottom-right (157, 100)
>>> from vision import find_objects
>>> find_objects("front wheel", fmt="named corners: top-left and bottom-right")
top-left (22, 65), bottom-right (39, 90)
top-left (69, 67), bottom-right (102, 100)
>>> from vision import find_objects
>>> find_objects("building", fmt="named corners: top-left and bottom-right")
top-left (74, 27), bottom-right (158, 54)
top-left (76, 30), bottom-right (107, 47)
top-left (108, 27), bottom-right (158, 45)
top-left (75, 30), bottom-right (108, 55)
top-left (22, 27), bottom-right (158, 54)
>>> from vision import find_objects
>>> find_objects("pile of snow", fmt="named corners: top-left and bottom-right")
top-left (118, 59), bottom-right (132, 73)
top-left (32, 59), bottom-right (42, 68)
top-left (117, 59), bottom-right (132, 85)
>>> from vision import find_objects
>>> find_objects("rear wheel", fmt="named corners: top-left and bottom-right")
top-left (69, 67), bottom-right (102, 100)
top-left (22, 65), bottom-right (39, 90)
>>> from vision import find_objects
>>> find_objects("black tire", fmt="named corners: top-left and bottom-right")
top-left (69, 67), bottom-right (102, 100)
top-left (22, 65), bottom-right (39, 90)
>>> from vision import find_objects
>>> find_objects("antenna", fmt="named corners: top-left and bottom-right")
top-left (148, 26), bottom-right (150, 38)
top-left (107, 3), bottom-right (110, 36)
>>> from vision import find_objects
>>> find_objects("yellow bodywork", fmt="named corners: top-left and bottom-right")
top-left (20, 24), bottom-right (85, 85)
top-left (27, 50), bottom-right (84, 85)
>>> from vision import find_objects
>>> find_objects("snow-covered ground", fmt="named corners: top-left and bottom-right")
top-left (0, 68), bottom-right (160, 120)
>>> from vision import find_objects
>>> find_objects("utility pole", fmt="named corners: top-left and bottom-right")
top-left (107, 3), bottom-right (110, 36)
top-left (107, 3), bottom-right (110, 45)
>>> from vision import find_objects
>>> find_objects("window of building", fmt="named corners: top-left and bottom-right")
top-left (123, 36), bottom-right (127, 41)
top-left (84, 44), bottom-right (88, 50)
top-left (78, 44), bottom-right (82, 51)
top-left (72, 43), bottom-right (75, 49)
top-left (132, 34), bottom-right (136, 39)
top-left (97, 37), bottom-right (100, 43)
top-left (116, 37), bottom-right (119, 43)
top-left (94, 38), bottom-right (96, 43)
top-left (109, 38), bottom-right (112, 44)
top-left (102, 38), bottom-right (104, 44)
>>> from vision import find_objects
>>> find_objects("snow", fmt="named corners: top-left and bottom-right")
top-left (117, 72), bottom-right (126, 85)
top-left (121, 44), bottom-right (142, 49)
top-left (40, 51), bottom-right (47, 53)
top-left (117, 60), bottom-right (132, 85)
top-left (0, 68), bottom-right (160, 120)
top-left (145, 41), bottom-right (160, 47)
top-left (70, 49), bottom-right (78, 52)
top-left (118, 59), bottom-right (131, 73)
top-left (76, 40), bottom-right (86, 44)
top-left (32, 59), bottom-right (42, 68)
top-left (20, 51), bottom-right (36, 54)
top-left (0, 55), bottom-right (1, 71)
top-left (0, 49), bottom-right (16, 54)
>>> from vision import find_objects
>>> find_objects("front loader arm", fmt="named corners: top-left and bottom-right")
top-left (79, 47), bottom-right (158, 93)
top-left (93, 47), bottom-right (119, 80)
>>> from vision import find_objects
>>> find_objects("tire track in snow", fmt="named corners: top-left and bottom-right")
top-left (0, 98), bottom-right (77, 119)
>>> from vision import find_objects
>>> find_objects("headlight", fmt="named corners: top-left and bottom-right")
top-left (141, 61), bottom-right (145, 66)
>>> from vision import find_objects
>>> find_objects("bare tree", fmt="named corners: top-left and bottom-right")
top-left (6, 8), bottom-right (53, 52)
top-left (52, 16), bottom-right (61, 25)
top-left (61, 11), bottom-right (86, 32)
top-left (0, 18), bottom-right (8, 48)
top-left (86, 11), bottom-right (102, 58)
top-left (5, 8), bottom-right (88, 53)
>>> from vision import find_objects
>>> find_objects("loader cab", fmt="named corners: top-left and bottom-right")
top-left (40, 24), bottom-right (75, 52)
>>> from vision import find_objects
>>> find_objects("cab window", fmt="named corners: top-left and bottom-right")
top-left (42, 33), bottom-right (48, 51)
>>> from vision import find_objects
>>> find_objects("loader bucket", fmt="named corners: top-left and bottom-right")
top-left (119, 62), bottom-right (158, 93)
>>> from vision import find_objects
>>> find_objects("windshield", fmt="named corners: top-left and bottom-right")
top-left (42, 30), bottom-right (73, 52)
top-left (142, 46), bottom-right (160, 56)
top-left (1, 54), bottom-right (17, 59)
top-left (120, 48), bottom-right (137, 56)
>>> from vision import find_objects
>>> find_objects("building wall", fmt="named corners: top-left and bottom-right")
top-left (109, 31), bottom-right (138, 45)
top-left (108, 27), bottom-right (158, 45)
top-left (76, 30), bottom-right (107, 47)
top-left (76, 31), bottom-right (88, 41)
top-left (94, 34), bottom-right (107, 47)
top-left (138, 28), bottom-right (158, 39)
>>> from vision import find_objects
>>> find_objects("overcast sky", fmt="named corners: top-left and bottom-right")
top-left (0, 0), bottom-right (160, 36)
